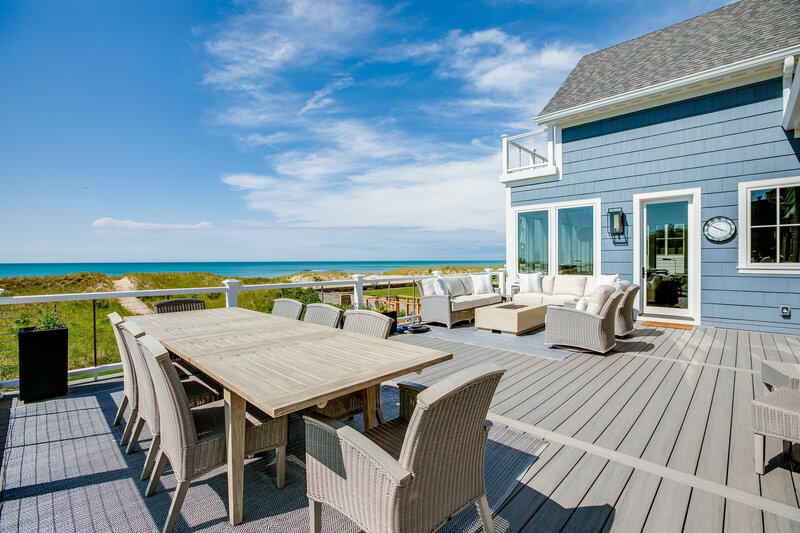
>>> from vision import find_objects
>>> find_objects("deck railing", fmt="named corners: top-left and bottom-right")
top-left (502, 129), bottom-right (552, 174)
top-left (0, 269), bottom-right (507, 391)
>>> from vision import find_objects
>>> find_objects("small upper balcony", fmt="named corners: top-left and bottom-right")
top-left (500, 127), bottom-right (558, 184)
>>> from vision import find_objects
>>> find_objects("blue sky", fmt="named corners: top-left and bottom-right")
top-left (0, 0), bottom-right (729, 262)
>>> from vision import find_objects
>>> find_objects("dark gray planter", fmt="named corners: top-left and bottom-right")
top-left (380, 310), bottom-right (398, 335)
top-left (18, 325), bottom-right (68, 402)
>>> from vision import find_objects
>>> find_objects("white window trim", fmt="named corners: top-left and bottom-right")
top-left (508, 197), bottom-right (602, 281)
top-left (737, 175), bottom-right (800, 275)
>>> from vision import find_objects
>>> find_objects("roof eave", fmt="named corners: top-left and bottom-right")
top-left (535, 44), bottom-right (800, 127)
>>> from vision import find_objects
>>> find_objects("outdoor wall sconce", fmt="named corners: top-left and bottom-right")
top-left (608, 208), bottom-right (625, 236)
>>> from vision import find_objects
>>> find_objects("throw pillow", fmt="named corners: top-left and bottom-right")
top-left (585, 284), bottom-right (616, 315)
top-left (575, 297), bottom-right (590, 312)
top-left (519, 272), bottom-right (543, 293)
top-left (613, 279), bottom-right (631, 291)
top-left (597, 274), bottom-right (619, 285)
top-left (469, 273), bottom-right (493, 295)
top-left (433, 276), bottom-right (449, 296)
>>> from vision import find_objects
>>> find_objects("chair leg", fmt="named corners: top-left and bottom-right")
top-left (276, 446), bottom-right (286, 489)
top-left (141, 434), bottom-right (161, 480)
top-left (309, 499), bottom-right (322, 533)
top-left (162, 480), bottom-right (190, 533)
top-left (126, 417), bottom-right (146, 454)
top-left (120, 409), bottom-right (138, 446)
top-left (476, 494), bottom-right (495, 533)
top-left (113, 395), bottom-right (128, 426)
top-left (376, 405), bottom-right (385, 425)
top-left (755, 434), bottom-right (766, 475)
top-left (146, 450), bottom-right (168, 497)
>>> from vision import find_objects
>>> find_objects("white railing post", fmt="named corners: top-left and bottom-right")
top-left (223, 279), bottom-right (240, 308)
top-left (432, 270), bottom-right (442, 278)
top-left (351, 274), bottom-right (365, 309)
top-left (498, 268), bottom-right (507, 295)
top-left (501, 134), bottom-right (509, 175)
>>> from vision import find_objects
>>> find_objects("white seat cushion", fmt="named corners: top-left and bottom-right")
top-left (553, 275), bottom-right (587, 297)
top-left (586, 284), bottom-right (616, 315)
top-left (450, 293), bottom-right (500, 312)
top-left (513, 293), bottom-right (545, 306)
top-left (543, 294), bottom-right (580, 305)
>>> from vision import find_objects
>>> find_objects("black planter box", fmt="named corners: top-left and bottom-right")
top-left (380, 310), bottom-right (398, 335)
top-left (18, 326), bottom-right (68, 402)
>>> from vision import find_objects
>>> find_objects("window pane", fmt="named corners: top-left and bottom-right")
top-left (781, 226), bottom-right (800, 263)
top-left (751, 188), bottom-right (776, 226)
top-left (751, 227), bottom-right (776, 263)
top-left (518, 211), bottom-right (548, 273)
top-left (558, 206), bottom-right (594, 275)
top-left (780, 186), bottom-right (800, 225)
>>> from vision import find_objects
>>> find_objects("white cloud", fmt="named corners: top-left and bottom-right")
top-left (236, 132), bottom-right (296, 148)
top-left (221, 173), bottom-right (279, 190)
top-left (299, 77), bottom-right (354, 115)
top-left (91, 217), bottom-right (213, 230)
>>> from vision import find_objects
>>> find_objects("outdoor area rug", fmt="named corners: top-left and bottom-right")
top-left (420, 326), bottom-right (575, 361)
top-left (0, 383), bottom-right (548, 532)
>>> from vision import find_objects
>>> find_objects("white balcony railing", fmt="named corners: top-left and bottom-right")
top-left (500, 128), bottom-right (557, 183)
top-left (0, 269), bottom-right (508, 390)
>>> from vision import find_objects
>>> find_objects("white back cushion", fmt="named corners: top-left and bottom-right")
top-left (542, 275), bottom-right (555, 294)
top-left (553, 275), bottom-right (587, 297)
top-left (433, 276), bottom-right (449, 296)
top-left (586, 284), bottom-right (615, 315)
top-left (421, 278), bottom-right (436, 297)
top-left (519, 272), bottom-right (543, 294)
top-left (470, 273), bottom-right (493, 295)
top-left (443, 276), bottom-right (466, 297)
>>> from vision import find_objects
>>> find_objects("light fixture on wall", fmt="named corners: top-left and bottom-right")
top-left (607, 208), bottom-right (625, 236)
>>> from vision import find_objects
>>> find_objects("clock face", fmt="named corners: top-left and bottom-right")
top-left (703, 216), bottom-right (736, 242)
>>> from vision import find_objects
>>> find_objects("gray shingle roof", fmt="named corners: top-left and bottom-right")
top-left (539, 0), bottom-right (800, 117)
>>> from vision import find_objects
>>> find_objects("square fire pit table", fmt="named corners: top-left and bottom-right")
top-left (475, 302), bottom-right (548, 335)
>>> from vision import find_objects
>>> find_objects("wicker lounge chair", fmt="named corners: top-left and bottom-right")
top-left (137, 334), bottom-right (288, 533)
top-left (615, 284), bottom-right (640, 337)
top-left (304, 362), bottom-right (506, 533)
top-left (272, 298), bottom-right (305, 320)
top-left (312, 310), bottom-right (394, 424)
top-left (153, 298), bottom-right (206, 314)
top-left (108, 313), bottom-right (141, 446)
top-left (545, 289), bottom-right (625, 354)
top-left (752, 387), bottom-right (800, 474)
top-left (118, 321), bottom-right (221, 481)
top-left (303, 303), bottom-right (343, 328)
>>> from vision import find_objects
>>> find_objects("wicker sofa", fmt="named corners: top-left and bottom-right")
top-left (418, 274), bottom-right (502, 328)
top-left (512, 274), bottom-right (622, 307)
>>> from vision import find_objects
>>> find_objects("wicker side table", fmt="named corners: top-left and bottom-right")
top-left (752, 387), bottom-right (800, 474)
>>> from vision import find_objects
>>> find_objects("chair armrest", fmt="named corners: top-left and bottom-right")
top-left (398, 381), bottom-right (427, 421)
top-left (546, 304), bottom-right (603, 324)
top-left (303, 412), bottom-right (412, 485)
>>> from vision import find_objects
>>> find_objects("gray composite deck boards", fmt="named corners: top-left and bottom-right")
top-left (396, 324), bottom-right (800, 532)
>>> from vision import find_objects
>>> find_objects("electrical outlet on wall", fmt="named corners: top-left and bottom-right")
top-left (780, 305), bottom-right (791, 317)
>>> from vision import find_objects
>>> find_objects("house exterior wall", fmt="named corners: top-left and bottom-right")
top-left (509, 77), bottom-right (800, 333)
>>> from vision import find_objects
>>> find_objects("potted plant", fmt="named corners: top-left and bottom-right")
top-left (374, 301), bottom-right (398, 335)
top-left (16, 307), bottom-right (68, 402)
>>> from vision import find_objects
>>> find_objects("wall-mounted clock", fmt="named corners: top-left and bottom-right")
top-left (703, 216), bottom-right (736, 243)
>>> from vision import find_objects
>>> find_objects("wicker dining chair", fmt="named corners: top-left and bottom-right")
top-left (615, 284), bottom-right (641, 337)
top-left (137, 334), bottom-right (289, 533)
top-left (303, 303), bottom-right (344, 328)
top-left (313, 310), bottom-right (394, 424)
top-left (305, 362), bottom-right (506, 533)
top-left (153, 298), bottom-right (206, 314)
top-left (545, 290), bottom-right (625, 354)
top-left (108, 313), bottom-right (142, 446)
top-left (272, 298), bottom-right (305, 320)
top-left (118, 322), bottom-right (221, 481)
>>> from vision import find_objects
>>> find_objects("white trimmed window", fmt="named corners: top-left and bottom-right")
top-left (514, 199), bottom-right (601, 277)
top-left (738, 176), bottom-right (800, 274)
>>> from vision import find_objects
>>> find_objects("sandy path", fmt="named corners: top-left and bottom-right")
top-left (113, 277), bottom-right (152, 315)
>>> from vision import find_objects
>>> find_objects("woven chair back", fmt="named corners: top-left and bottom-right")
top-left (303, 303), bottom-right (343, 328)
top-left (108, 313), bottom-right (138, 408)
top-left (342, 310), bottom-right (392, 339)
top-left (153, 298), bottom-right (206, 314)
top-left (271, 298), bottom-right (305, 320)
top-left (120, 321), bottom-right (160, 433)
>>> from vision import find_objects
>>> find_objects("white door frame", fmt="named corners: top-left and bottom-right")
top-left (633, 188), bottom-right (702, 324)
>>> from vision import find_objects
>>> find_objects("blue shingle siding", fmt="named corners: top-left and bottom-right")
top-left (510, 77), bottom-right (800, 334)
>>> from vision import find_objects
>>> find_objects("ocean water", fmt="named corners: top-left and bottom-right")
top-left (0, 261), bottom-right (503, 279)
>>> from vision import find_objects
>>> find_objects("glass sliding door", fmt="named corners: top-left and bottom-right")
top-left (518, 210), bottom-right (548, 273)
top-left (643, 200), bottom-right (689, 312)
top-left (557, 206), bottom-right (594, 275)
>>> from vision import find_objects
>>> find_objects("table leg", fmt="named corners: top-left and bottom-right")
top-left (361, 386), bottom-right (377, 430)
top-left (224, 389), bottom-right (246, 525)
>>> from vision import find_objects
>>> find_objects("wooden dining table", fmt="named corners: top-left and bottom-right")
top-left (127, 307), bottom-right (452, 525)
